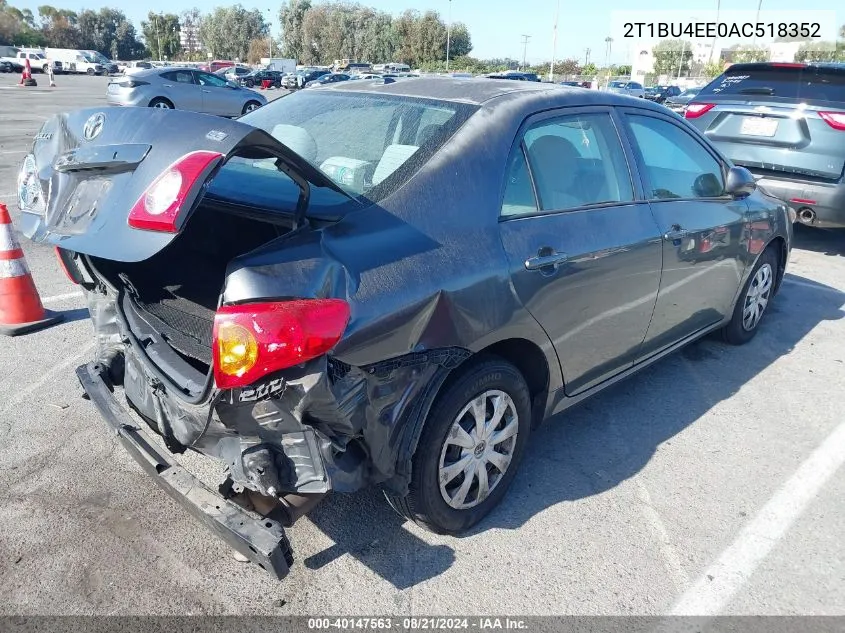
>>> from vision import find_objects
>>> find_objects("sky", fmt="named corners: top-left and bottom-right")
top-left (14, 0), bottom-right (842, 65)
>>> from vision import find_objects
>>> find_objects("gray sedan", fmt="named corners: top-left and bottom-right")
top-left (107, 66), bottom-right (267, 117)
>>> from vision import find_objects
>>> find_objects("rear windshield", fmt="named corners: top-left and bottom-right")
top-left (698, 64), bottom-right (845, 102)
top-left (232, 90), bottom-right (478, 206)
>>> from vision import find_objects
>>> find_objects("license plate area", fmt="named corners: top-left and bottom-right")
top-left (740, 116), bottom-right (779, 137)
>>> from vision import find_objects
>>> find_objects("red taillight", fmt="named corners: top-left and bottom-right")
top-left (790, 197), bottom-right (817, 205)
top-left (212, 299), bottom-right (351, 390)
top-left (771, 63), bottom-right (806, 68)
top-left (818, 111), bottom-right (845, 131)
top-left (128, 150), bottom-right (224, 232)
top-left (684, 103), bottom-right (715, 119)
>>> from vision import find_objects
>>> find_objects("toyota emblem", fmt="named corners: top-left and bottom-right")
top-left (83, 113), bottom-right (106, 141)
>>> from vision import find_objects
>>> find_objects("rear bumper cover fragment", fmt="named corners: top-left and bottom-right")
top-left (76, 361), bottom-right (294, 580)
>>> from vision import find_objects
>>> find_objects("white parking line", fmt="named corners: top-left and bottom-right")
top-left (669, 419), bottom-right (845, 616)
top-left (41, 291), bottom-right (84, 304)
top-left (0, 343), bottom-right (94, 418)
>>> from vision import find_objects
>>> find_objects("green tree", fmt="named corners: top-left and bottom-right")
top-left (142, 12), bottom-right (181, 61)
top-left (795, 41), bottom-right (845, 62)
top-left (37, 5), bottom-right (81, 48)
top-left (651, 39), bottom-right (693, 76)
top-left (727, 45), bottom-right (768, 63)
top-left (447, 22), bottom-right (471, 58)
top-left (615, 64), bottom-right (631, 75)
top-left (199, 5), bottom-right (267, 61)
top-left (179, 8), bottom-right (203, 59)
top-left (703, 60), bottom-right (724, 79)
top-left (279, 0), bottom-right (310, 61)
top-left (581, 62), bottom-right (598, 76)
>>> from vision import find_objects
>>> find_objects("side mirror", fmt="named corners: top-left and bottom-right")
top-left (725, 166), bottom-right (757, 198)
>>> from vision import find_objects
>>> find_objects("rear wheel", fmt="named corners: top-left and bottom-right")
top-left (42, 64), bottom-right (50, 73)
top-left (245, 78), bottom-right (254, 88)
top-left (242, 100), bottom-right (261, 115)
top-left (385, 357), bottom-right (532, 534)
top-left (86, 68), bottom-right (95, 75)
top-left (721, 246), bottom-right (778, 345)
top-left (149, 98), bottom-right (174, 109)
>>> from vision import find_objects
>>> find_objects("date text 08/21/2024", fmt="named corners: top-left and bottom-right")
top-left (622, 21), bottom-right (822, 40)
top-left (306, 618), bottom-right (528, 630)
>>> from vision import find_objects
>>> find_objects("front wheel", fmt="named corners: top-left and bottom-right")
top-left (245, 79), bottom-right (254, 88)
top-left (386, 357), bottom-right (532, 534)
top-left (86, 68), bottom-right (95, 75)
top-left (721, 246), bottom-right (778, 345)
top-left (242, 100), bottom-right (261, 114)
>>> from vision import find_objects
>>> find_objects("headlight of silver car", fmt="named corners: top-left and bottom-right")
top-left (17, 153), bottom-right (46, 215)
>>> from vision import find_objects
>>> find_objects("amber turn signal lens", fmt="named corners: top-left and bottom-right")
top-left (216, 322), bottom-right (259, 377)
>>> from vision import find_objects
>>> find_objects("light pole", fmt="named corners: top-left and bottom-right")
top-left (753, 0), bottom-right (763, 45)
top-left (549, 0), bottom-right (560, 81)
top-left (520, 34), bottom-right (531, 71)
top-left (708, 0), bottom-right (721, 64)
top-left (445, 0), bottom-right (452, 73)
top-left (677, 38), bottom-right (687, 79)
top-left (604, 36), bottom-right (612, 86)
top-left (267, 9), bottom-right (273, 61)
top-left (154, 14), bottom-right (163, 62)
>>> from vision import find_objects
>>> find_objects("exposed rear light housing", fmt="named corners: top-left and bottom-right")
top-left (818, 111), bottom-right (845, 131)
top-left (128, 150), bottom-right (224, 232)
top-left (684, 103), bottom-right (715, 119)
top-left (212, 299), bottom-right (351, 390)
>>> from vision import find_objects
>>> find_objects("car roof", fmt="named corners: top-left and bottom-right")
top-left (320, 76), bottom-right (671, 110)
top-left (134, 66), bottom-right (195, 76)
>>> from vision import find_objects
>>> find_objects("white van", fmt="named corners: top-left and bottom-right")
top-left (44, 49), bottom-right (104, 75)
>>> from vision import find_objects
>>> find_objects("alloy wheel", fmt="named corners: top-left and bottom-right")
top-left (438, 389), bottom-right (519, 510)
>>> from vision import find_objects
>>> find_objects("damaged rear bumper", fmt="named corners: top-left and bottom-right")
top-left (76, 361), bottom-right (295, 580)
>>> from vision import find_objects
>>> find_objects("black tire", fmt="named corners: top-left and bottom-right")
top-left (245, 79), bottom-right (254, 88)
top-left (721, 246), bottom-right (779, 345)
top-left (148, 97), bottom-right (175, 109)
top-left (42, 64), bottom-right (50, 74)
top-left (86, 68), bottom-right (95, 75)
top-left (242, 100), bottom-right (261, 115)
top-left (385, 356), bottom-right (532, 534)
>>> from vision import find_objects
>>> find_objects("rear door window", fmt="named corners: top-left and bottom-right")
top-left (699, 65), bottom-right (845, 102)
top-left (161, 70), bottom-right (195, 84)
top-left (504, 112), bottom-right (633, 214)
top-left (627, 115), bottom-right (725, 200)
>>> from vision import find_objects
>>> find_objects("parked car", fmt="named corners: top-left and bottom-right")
top-left (20, 78), bottom-right (792, 578)
top-left (0, 60), bottom-right (23, 73)
top-left (221, 66), bottom-right (252, 82)
top-left (305, 72), bottom-right (351, 88)
top-left (664, 87), bottom-right (701, 114)
top-left (283, 68), bottom-right (331, 89)
top-left (605, 80), bottom-right (645, 98)
top-left (486, 71), bottom-right (530, 81)
top-left (106, 66), bottom-right (267, 117)
top-left (645, 85), bottom-right (682, 104)
top-left (122, 61), bottom-right (153, 75)
top-left (684, 62), bottom-right (845, 229)
top-left (240, 69), bottom-right (284, 88)
top-left (559, 80), bottom-right (581, 86)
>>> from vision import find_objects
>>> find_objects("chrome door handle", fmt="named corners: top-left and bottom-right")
top-left (524, 250), bottom-right (569, 271)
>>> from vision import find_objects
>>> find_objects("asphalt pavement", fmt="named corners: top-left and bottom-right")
top-left (0, 74), bottom-right (843, 616)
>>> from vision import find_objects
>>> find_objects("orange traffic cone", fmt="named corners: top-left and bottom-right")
top-left (0, 204), bottom-right (62, 336)
top-left (18, 58), bottom-right (37, 87)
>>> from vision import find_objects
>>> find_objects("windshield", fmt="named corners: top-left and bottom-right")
top-left (609, 81), bottom-right (626, 88)
top-left (236, 90), bottom-right (478, 203)
top-left (678, 88), bottom-right (699, 97)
